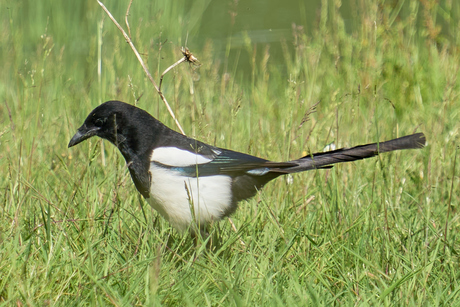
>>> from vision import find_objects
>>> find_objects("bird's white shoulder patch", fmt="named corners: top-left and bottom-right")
top-left (151, 147), bottom-right (212, 167)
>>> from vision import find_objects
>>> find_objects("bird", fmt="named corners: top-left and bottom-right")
top-left (68, 100), bottom-right (426, 233)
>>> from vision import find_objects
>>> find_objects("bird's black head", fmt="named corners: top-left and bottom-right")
top-left (69, 101), bottom-right (166, 198)
top-left (68, 101), bottom-right (135, 149)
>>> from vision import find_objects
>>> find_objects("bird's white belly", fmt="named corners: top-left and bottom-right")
top-left (146, 164), bottom-right (233, 231)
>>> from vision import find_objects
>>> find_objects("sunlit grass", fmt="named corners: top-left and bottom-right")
top-left (1, 0), bottom-right (459, 305)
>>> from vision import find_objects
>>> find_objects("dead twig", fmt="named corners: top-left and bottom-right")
top-left (159, 47), bottom-right (200, 92)
top-left (125, 0), bottom-right (134, 39)
top-left (97, 0), bottom-right (186, 135)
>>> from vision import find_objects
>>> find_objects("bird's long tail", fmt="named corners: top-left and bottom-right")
top-left (282, 133), bottom-right (426, 174)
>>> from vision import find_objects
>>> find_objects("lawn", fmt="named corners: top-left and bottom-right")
top-left (1, 0), bottom-right (459, 305)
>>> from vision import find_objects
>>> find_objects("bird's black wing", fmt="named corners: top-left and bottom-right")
top-left (152, 146), bottom-right (296, 178)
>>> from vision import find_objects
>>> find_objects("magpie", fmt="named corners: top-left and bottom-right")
top-left (69, 100), bottom-right (426, 232)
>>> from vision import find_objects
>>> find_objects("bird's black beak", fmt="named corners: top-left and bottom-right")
top-left (68, 126), bottom-right (98, 148)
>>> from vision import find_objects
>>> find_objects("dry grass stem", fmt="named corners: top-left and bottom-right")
top-left (97, 0), bottom-right (186, 134)
top-left (159, 47), bottom-right (200, 92)
top-left (125, 0), bottom-right (134, 39)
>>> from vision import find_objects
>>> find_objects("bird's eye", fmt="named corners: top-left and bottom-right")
top-left (94, 118), bottom-right (105, 127)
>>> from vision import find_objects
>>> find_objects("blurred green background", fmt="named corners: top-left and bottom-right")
top-left (1, 0), bottom-right (459, 305)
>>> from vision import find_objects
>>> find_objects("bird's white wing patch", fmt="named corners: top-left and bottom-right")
top-left (151, 147), bottom-right (212, 167)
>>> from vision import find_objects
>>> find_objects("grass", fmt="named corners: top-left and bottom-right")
top-left (1, 0), bottom-right (460, 305)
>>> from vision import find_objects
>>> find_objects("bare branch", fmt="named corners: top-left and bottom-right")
top-left (125, 0), bottom-right (134, 39)
top-left (159, 47), bottom-right (201, 92)
top-left (97, 0), bottom-right (185, 135)
top-left (159, 58), bottom-right (186, 92)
